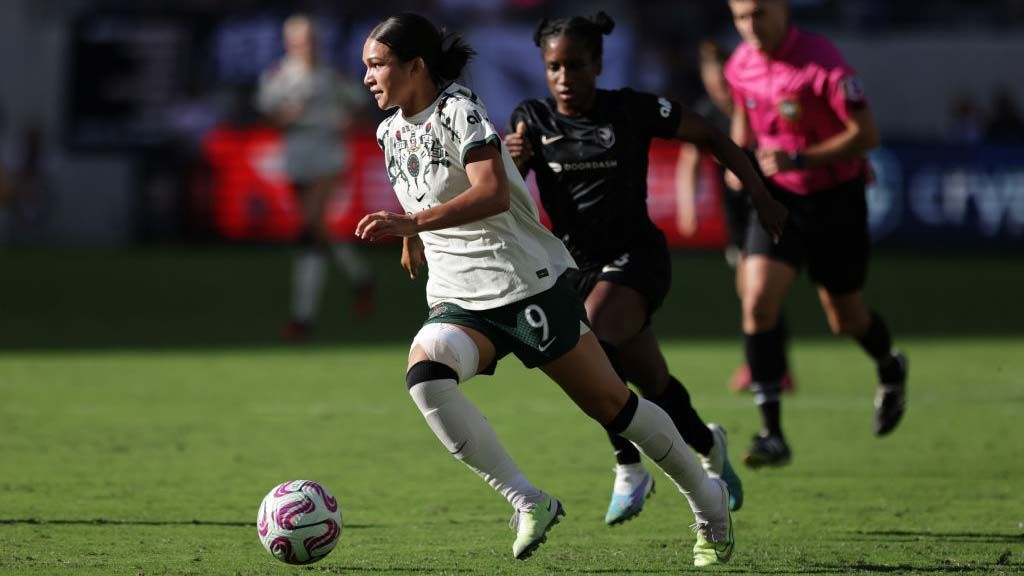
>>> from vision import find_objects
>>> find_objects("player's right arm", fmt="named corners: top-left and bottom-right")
top-left (676, 108), bottom-right (786, 240)
top-left (357, 144), bottom-right (511, 240)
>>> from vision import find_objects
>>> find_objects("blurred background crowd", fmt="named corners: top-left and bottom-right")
top-left (1, 0), bottom-right (1023, 250)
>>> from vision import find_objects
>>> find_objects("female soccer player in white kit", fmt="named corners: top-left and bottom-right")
top-left (355, 13), bottom-right (780, 567)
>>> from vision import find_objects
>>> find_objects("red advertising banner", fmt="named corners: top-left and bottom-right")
top-left (202, 126), bottom-right (728, 248)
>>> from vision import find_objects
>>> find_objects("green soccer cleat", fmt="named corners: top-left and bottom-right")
top-left (692, 478), bottom-right (735, 567)
top-left (509, 494), bottom-right (565, 560)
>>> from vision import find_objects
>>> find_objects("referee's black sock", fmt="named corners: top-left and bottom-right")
top-left (600, 340), bottom-right (642, 466)
top-left (746, 324), bottom-right (788, 437)
top-left (650, 376), bottom-right (714, 456)
top-left (856, 311), bottom-right (901, 381)
top-left (777, 315), bottom-right (791, 373)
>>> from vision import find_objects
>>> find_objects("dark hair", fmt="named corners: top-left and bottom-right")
top-left (370, 13), bottom-right (476, 86)
top-left (533, 11), bottom-right (615, 62)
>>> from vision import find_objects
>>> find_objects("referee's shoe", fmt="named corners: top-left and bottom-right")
top-left (874, 351), bottom-right (908, 436)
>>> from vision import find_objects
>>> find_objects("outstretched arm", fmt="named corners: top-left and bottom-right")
top-left (675, 109), bottom-right (787, 240)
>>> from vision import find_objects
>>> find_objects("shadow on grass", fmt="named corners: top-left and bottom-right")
top-left (0, 518), bottom-right (373, 529)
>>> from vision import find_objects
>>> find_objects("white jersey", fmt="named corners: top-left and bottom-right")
top-left (376, 83), bottom-right (577, 311)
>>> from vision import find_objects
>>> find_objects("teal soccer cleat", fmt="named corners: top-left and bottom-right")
top-left (604, 468), bottom-right (654, 525)
top-left (702, 423), bottom-right (744, 512)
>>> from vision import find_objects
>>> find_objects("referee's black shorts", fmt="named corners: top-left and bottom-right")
top-left (745, 177), bottom-right (869, 295)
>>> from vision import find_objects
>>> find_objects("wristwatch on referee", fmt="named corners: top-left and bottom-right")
top-left (788, 150), bottom-right (806, 169)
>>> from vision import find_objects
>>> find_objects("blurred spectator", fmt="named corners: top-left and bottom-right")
top-left (946, 94), bottom-right (984, 145)
top-left (256, 14), bottom-right (376, 339)
top-left (985, 87), bottom-right (1024, 143)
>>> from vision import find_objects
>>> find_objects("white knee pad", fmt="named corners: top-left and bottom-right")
top-left (411, 323), bottom-right (480, 383)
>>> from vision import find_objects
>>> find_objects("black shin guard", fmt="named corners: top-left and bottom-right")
top-left (406, 360), bottom-right (458, 389)
top-left (607, 430), bottom-right (641, 465)
top-left (650, 376), bottom-right (713, 455)
top-left (604, 390), bottom-right (639, 436)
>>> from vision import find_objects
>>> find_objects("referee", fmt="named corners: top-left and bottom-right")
top-left (724, 0), bottom-right (908, 468)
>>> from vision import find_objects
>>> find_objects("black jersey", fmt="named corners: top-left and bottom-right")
top-left (509, 88), bottom-right (682, 270)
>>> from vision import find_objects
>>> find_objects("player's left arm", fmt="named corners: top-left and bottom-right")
top-left (675, 109), bottom-right (787, 239)
top-left (355, 144), bottom-right (510, 241)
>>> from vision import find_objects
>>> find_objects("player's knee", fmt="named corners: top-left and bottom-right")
top-left (743, 293), bottom-right (780, 331)
top-left (409, 323), bottom-right (480, 384)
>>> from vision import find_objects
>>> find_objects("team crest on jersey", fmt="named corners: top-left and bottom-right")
top-left (407, 153), bottom-right (421, 178)
top-left (746, 97), bottom-right (757, 110)
top-left (596, 125), bottom-right (616, 148)
top-left (778, 98), bottom-right (801, 122)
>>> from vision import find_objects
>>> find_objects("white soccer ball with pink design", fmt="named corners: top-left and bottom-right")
top-left (257, 480), bottom-right (343, 564)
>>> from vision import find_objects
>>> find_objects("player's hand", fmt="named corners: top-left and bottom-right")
top-left (756, 149), bottom-right (796, 176)
top-left (504, 121), bottom-right (533, 170)
top-left (724, 170), bottom-right (743, 191)
top-left (355, 211), bottom-right (418, 241)
top-left (750, 182), bottom-right (788, 242)
top-left (401, 236), bottom-right (426, 279)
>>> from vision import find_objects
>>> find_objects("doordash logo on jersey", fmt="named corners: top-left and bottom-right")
top-left (547, 159), bottom-right (618, 174)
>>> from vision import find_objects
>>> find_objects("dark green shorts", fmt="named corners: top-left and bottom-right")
top-left (422, 272), bottom-right (590, 371)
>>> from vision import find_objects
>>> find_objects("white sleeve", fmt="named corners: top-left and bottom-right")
top-left (447, 99), bottom-right (501, 165)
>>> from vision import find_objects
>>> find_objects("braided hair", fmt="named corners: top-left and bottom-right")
top-left (533, 11), bottom-right (615, 62)
top-left (370, 13), bottom-right (476, 87)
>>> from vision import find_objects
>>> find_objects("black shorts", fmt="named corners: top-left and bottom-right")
top-left (562, 230), bottom-right (672, 321)
top-left (745, 178), bottom-right (869, 295)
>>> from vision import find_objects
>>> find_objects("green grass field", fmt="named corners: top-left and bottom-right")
top-left (0, 248), bottom-right (1022, 574)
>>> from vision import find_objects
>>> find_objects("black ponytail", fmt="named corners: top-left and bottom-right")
top-left (370, 13), bottom-right (476, 86)
top-left (533, 11), bottom-right (615, 62)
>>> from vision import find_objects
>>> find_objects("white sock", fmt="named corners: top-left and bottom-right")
top-left (612, 462), bottom-right (647, 495)
top-left (618, 397), bottom-right (724, 521)
top-left (292, 250), bottom-right (326, 324)
top-left (409, 377), bottom-right (543, 511)
top-left (331, 243), bottom-right (371, 285)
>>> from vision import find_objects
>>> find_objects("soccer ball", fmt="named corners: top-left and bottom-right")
top-left (257, 480), bottom-right (343, 564)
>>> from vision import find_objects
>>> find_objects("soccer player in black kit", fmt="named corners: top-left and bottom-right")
top-left (504, 12), bottom-right (787, 524)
